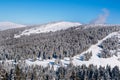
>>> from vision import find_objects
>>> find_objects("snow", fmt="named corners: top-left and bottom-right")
top-left (14, 21), bottom-right (81, 38)
top-left (0, 22), bottom-right (26, 30)
top-left (24, 31), bottom-right (120, 70)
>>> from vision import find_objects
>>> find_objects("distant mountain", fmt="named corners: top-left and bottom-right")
top-left (0, 22), bottom-right (26, 30)
top-left (83, 24), bottom-right (120, 29)
top-left (14, 21), bottom-right (81, 38)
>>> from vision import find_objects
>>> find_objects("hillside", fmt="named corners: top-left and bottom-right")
top-left (0, 22), bottom-right (120, 79)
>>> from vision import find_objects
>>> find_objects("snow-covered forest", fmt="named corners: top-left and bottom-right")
top-left (0, 22), bottom-right (120, 79)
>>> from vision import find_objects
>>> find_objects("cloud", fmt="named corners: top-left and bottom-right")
top-left (90, 8), bottom-right (109, 24)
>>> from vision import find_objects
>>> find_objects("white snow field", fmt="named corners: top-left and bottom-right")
top-left (14, 21), bottom-right (81, 38)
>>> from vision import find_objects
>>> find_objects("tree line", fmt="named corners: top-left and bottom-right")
top-left (0, 63), bottom-right (120, 80)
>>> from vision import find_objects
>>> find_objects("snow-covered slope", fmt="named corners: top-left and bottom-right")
top-left (1, 28), bottom-right (120, 70)
top-left (72, 32), bottom-right (120, 68)
top-left (0, 22), bottom-right (26, 30)
top-left (14, 21), bottom-right (81, 38)
top-left (25, 31), bottom-right (120, 70)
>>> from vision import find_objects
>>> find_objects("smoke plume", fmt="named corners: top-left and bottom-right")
top-left (90, 8), bottom-right (109, 24)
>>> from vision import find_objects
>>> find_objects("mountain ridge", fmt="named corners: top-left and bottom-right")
top-left (0, 21), bottom-right (26, 30)
top-left (14, 21), bottom-right (81, 38)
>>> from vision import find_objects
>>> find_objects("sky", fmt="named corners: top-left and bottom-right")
top-left (0, 0), bottom-right (120, 25)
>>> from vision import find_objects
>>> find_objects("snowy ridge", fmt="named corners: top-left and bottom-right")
top-left (84, 24), bottom-right (120, 29)
top-left (14, 21), bottom-right (81, 38)
top-left (0, 22), bottom-right (26, 30)
top-left (25, 31), bottom-right (120, 70)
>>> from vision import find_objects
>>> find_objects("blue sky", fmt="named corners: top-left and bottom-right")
top-left (0, 0), bottom-right (120, 24)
